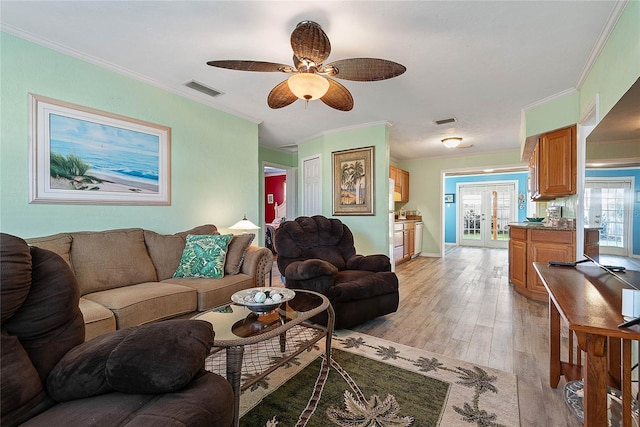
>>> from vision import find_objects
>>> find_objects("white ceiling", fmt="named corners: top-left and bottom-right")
top-left (0, 1), bottom-right (622, 160)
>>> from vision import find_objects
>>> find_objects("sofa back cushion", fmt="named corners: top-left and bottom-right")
top-left (144, 224), bottom-right (218, 281)
top-left (224, 233), bottom-right (255, 275)
top-left (1, 233), bottom-right (85, 426)
top-left (70, 228), bottom-right (157, 295)
top-left (275, 215), bottom-right (357, 274)
top-left (25, 233), bottom-right (73, 268)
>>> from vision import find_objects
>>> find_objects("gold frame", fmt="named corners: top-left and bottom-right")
top-left (332, 146), bottom-right (374, 215)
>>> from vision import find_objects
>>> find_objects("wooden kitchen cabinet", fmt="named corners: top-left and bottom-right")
top-left (508, 225), bottom-right (575, 301)
top-left (403, 221), bottom-right (415, 260)
top-left (529, 125), bottom-right (576, 201)
top-left (390, 165), bottom-right (410, 203)
top-left (394, 221), bottom-right (417, 265)
top-left (508, 227), bottom-right (527, 290)
top-left (399, 169), bottom-right (410, 202)
top-left (527, 229), bottom-right (575, 298)
top-left (584, 228), bottom-right (600, 261)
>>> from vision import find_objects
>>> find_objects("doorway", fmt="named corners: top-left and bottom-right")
top-left (263, 162), bottom-right (297, 251)
top-left (584, 177), bottom-right (634, 256)
top-left (458, 182), bottom-right (516, 249)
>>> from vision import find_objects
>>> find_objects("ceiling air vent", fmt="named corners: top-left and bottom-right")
top-left (185, 81), bottom-right (224, 98)
top-left (435, 117), bottom-right (457, 125)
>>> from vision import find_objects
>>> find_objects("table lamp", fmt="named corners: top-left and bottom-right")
top-left (229, 215), bottom-right (260, 234)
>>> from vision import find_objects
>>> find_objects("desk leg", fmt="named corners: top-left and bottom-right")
top-left (580, 333), bottom-right (608, 427)
top-left (226, 345), bottom-right (245, 427)
top-left (549, 298), bottom-right (561, 388)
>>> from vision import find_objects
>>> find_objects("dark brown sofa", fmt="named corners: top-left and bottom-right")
top-left (274, 215), bottom-right (399, 329)
top-left (1, 233), bottom-right (234, 427)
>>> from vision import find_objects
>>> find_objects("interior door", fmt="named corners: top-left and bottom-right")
top-left (459, 183), bottom-right (515, 248)
top-left (302, 155), bottom-right (321, 216)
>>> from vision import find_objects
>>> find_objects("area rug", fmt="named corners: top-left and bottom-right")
top-left (205, 329), bottom-right (520, 427)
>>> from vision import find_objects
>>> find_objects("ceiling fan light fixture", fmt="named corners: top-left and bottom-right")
top-left (287, 73), bottom-right (329, 101)
top-left (442, 137), bottom-right (463, 148)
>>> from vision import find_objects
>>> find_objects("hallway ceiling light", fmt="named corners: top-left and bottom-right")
top-left (442, 137), bottom-right (462, 148)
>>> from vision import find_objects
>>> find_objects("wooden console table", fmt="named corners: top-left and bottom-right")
top-left (534, 262), bottom-right (640, 426)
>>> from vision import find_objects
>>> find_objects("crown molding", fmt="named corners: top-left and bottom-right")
top-left (521, 87), bottom-right (579, 112)
top-left (575, 0), bottom-right (629, 90)
top-left (0, 24), bottom-right (262, 124)
top-left (300, 120), bottom-right (392, 145)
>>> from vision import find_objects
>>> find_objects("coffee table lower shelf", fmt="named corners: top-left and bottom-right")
top-left (193, 289), bottom-right (335, 427)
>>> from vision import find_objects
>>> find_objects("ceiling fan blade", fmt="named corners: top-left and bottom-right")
top-left (320, 79), bottom-right (354, 111)
top-left (290, 21), bottom-right (331, 65)
top-left (267, 80), bottom-right (298, 109)
top-left (207, 60), bottom-right (295, 73)
top-left (323, 58), bottom-right (406, 81)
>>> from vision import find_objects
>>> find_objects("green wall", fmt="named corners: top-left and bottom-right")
top-left (258, 146), bottom-right (297, 168)
top-left (0, 32), bottom-right (260, 238)
top-left (525, 91), bottom-right (580, 140)
top-left (524, 1), bottom-right (640, 138)
top-left (579, 0), bottom-right (640, 120)
top-left (297, 123), bottom-right (391, 255)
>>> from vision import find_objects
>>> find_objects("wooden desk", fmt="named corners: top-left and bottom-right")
top-left (534, 262), bottom-right (640, 426)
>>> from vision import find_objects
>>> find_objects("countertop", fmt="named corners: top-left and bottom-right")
top-left (509, 222), bottom-right (601, 231)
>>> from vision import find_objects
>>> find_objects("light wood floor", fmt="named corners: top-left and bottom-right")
top-left (269, 247), bottom-right (640, 426)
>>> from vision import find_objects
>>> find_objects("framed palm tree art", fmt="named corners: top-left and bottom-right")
top-left (332, 146), bottom-right (374, 215)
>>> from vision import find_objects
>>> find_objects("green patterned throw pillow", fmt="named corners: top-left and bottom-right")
top-left (173, 234), bottom-right (233, 278)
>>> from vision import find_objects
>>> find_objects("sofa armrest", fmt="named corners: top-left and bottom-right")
top-left (239, 246), bottom-right (273, 287)
top-left (346, 254), bottom-right (391, 272)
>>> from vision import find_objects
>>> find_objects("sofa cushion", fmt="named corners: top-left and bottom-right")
top-left (164, 274), bottom-right (254, 311)
top-left (0, 233), bottom-right (32, 324)
top-left (70, 228), bottom-right (158, 295)
top-left (83, 282), bottom-right (197, 330)
top-left (79, 298), bottom-right (117, 341)
top-left (4, 246), bottom-right (85, 379)
top-left (24, 233), bottom-right (72, 267)
top-left (106, 320), bottom-right (214, 394)
top-left (46, 320), bottom-right (213, 400)
top-left (1, 333), bottom-right (50, 427)
top-left (24, 372), bottom-right (234, 427)
top-left (144, 224), bottom-right (219, 281)
top-left (225, 233), bottom-right (255, 275)
top-left (46, 327), bottom-right (135, 402)
top-left (173, 234), bottom-right (233, 279)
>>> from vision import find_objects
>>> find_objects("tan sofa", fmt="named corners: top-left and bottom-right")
top-left (26, 225), bottom-right (273, 341)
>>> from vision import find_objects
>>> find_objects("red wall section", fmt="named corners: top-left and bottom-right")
top-left (265, 174), bottom-right (286, 223)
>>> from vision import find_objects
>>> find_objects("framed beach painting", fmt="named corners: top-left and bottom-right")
top-left (29, 94), bottom-right (171, 205)
top-left (332, 146), bottom-right (374, 216)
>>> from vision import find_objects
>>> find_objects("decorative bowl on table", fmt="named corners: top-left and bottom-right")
top-left (526, 217), bottom-right (545, 222)
top-left (231, 287), bottom-right (295, 314)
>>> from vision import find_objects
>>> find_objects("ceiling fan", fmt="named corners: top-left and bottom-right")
top-left (207, 20), bottom-right (406, 111)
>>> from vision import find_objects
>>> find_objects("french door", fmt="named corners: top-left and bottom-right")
top-left (458, 182), bottom-right (516, 248)
top-left (584, 177), bottom-right (633, 256)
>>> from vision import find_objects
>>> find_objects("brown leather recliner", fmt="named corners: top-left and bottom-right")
top-left (0, 233), bottom-right (234, 427)
top-left (274, 215), bottom-right (399, 329)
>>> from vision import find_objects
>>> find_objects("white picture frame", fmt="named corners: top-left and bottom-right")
top-left (29, 94), bottom-right (171, 205)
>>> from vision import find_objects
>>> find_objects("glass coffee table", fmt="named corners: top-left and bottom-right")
top-left (192, 288), bottom-right (335, 427)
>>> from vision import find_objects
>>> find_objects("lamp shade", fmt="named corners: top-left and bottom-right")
top-left (287, 73), bottom-right (330, 100)
top-left (442, 137), bottom-right (462, 148)
top-left (229, 215), bottom-right (260, 232)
